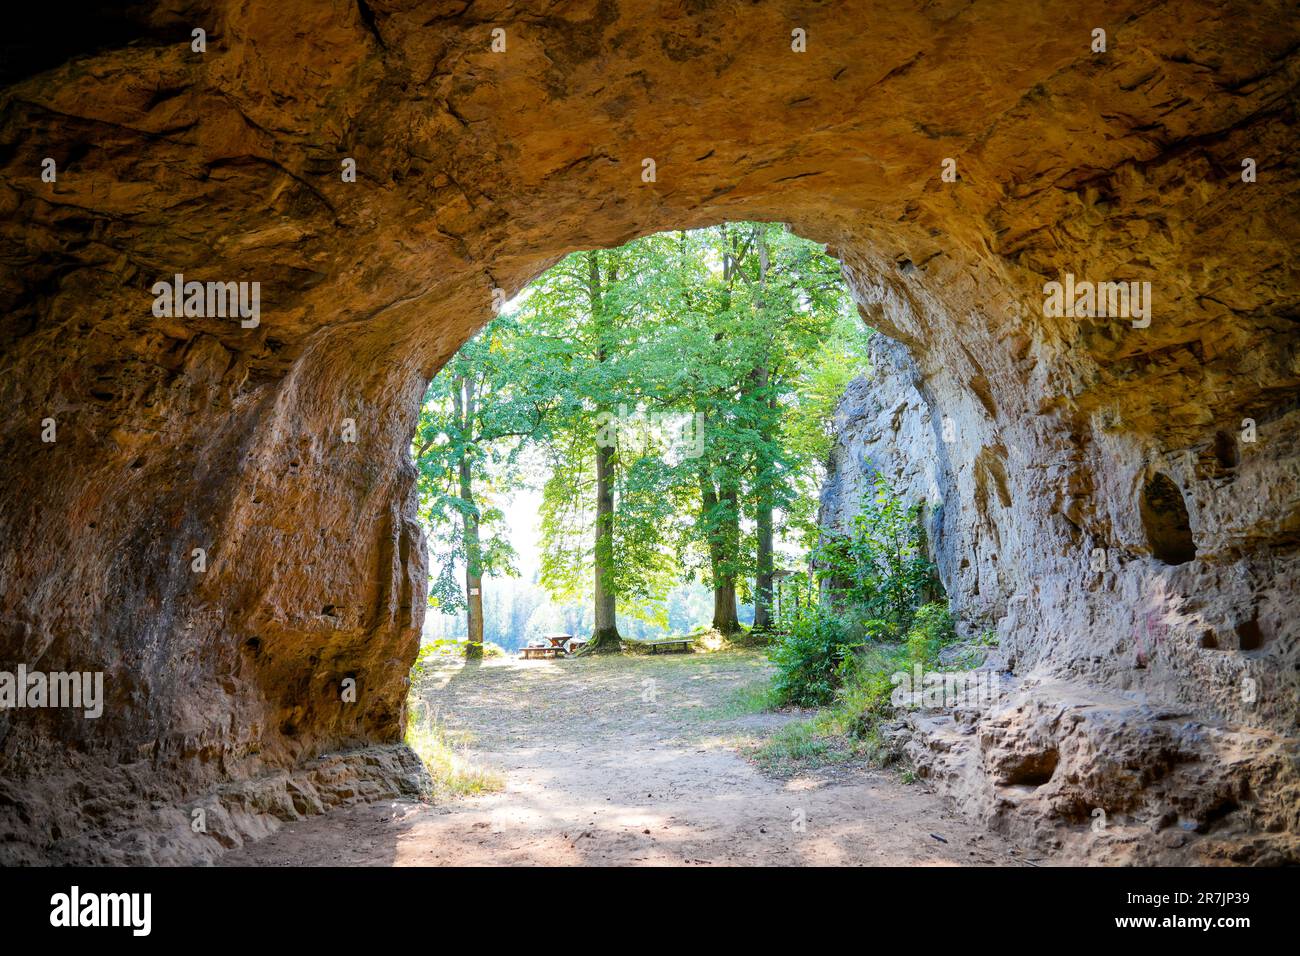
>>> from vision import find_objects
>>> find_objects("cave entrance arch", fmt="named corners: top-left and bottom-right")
top-left (3, 0), bottom-right (1295, 866)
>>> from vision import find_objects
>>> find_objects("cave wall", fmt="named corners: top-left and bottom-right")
top-left (819, 333), bottom-right (998, 631)
top-left (1, 0), bottom-right (1297, 862)
top-left (823, 323), bottom-right (1300, 861)
top-left (824, 316), bottom-right (1300, 732)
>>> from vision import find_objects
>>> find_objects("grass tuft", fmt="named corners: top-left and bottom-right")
top-left (404, 704), bottom-right (504, 801)
top-left (694, 679), bottom-right (782, 721)
top-left (750, 609), bottom-right (964, 776)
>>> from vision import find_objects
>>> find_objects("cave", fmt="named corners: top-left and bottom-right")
top-left (1213, 430), bottom-right (1240, 471)
top-left (1, 1), bottom-right (1297, 867)
top-left (1139, 472), bottom-right (1197, 565)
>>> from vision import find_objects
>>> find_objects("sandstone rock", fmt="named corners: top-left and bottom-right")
top-left (1, 0), bottom-right (1297, 862)
top-left (900, 679), bottom-right (1299, 864)
top-left (828, 331), bottom-right (1299, 861)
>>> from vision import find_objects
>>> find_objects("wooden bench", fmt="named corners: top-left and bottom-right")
top-left (646, 639), bottom-right (693, 655)
top-left (520, 645), bottom-right (562, 660)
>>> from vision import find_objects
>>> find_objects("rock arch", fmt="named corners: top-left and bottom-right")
top-left (1, 1), bottom-right (1297, 862)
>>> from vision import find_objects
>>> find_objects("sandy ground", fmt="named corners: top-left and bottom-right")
top-left (222, 649), bottom-right (1041, 866)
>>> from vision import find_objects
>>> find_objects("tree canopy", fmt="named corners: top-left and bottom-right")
top-left (412, 222), bottom-right (867, 651)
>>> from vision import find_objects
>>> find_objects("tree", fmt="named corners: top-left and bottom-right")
top-left (630, 223), bottom-right (855, 635)
top-left (517, 245), bottom-right (680, 651)
top-left (412, 315), bottom-right (550, 656)
top-left (587, 251), bottom-right (622, 650)
top-left (415, 221), bottom-right (863, 652)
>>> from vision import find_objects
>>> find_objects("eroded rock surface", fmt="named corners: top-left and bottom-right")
top-left (891, 679), bottom-right (1300, 864)
top-left (1, 0), bottom-right (1297, 863)
top-left (827, 330), bottom-right (1299, 862)
top-left (826, 330), bottom-right (1299, 862)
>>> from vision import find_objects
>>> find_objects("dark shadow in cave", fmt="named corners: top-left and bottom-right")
top-left (1139, 472), bottom-right (1196, 566)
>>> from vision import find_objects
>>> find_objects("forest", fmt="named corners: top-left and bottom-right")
top-left (412, 221), bottom-right (872, 657)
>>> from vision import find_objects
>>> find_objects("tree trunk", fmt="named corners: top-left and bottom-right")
top-left (752, 228), bottom-right (775, 631)
top-left (455, 374), bottom-right (484, 659)
top-left (713, 581), bottom-right (739, 634)
top-left (754, 478), bottom-right (774, 630)
top-left (716, 482), bottom-right (741, 634)
top-left (586, 250), bottom-right (622, 652)
top-left (699, 466), bottom-right (741, 635)
top-left (697, 227), bottom-right (745, 637)
top-left (592, 425), bottom-right (619, 648)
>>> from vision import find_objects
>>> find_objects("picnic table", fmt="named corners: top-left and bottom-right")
top-left (520, 633), bottom-right (583, 660)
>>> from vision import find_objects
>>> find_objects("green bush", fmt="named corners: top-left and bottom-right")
top-left (904, 602), bottom-right (956, 665)
top-left (769, 479), bottom-right (947, 709)
top-left (768, 604), bottom-right (859, 706)
top-left (811, 476), bottom-right (937, 640)
top-left (769, 600), bottom-right (961, 733)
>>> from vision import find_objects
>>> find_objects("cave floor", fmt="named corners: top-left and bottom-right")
top-left (221, 649), bottom-right (1044, 866)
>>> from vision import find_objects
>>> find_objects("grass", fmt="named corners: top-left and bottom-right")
top-left (681, 643), bottom-right (902, 775)
top-left (668, 632), bottom-right (912, 775)
top-left (749, 605), bottom-right (1002, 777)
top-left (404, 704), bottom-right (504, 801)
top-left (747, 642), bottom-right (922, 776)
top-left (693, 679), bottom-right (782, 721)
top-left (749, 693), bottom-right (885, 775)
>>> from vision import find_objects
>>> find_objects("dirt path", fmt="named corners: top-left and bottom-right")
top-left (222, 649), bottom-right (1037, 866)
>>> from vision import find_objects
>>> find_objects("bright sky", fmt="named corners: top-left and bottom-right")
top-left (498, 485), bottom-right (545, 581)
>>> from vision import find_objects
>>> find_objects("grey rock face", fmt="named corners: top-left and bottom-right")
top-left (822, 331), bottom-right (1300, 863)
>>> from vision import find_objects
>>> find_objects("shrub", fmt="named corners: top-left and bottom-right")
top-left (904, 602), bottom-right (956, 665)
top-left (769, 604), bottom-right (859, 706)
top-left (758, 604), bottom-right (967, 769)
top-left (769, 478), bottom-right (947, 708)
top-left (811, 476), bottom-right (937, 640)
